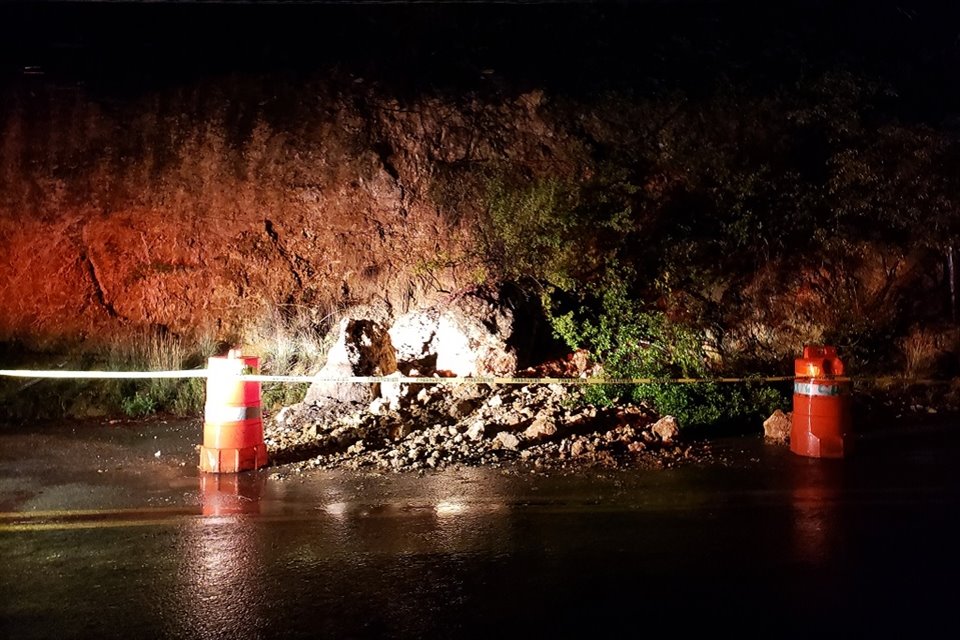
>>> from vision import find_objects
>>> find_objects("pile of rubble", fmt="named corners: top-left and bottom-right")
top-left (263, 295), bottom-right (711, 474)
top-left (266, 380), bottom-right (699, 473)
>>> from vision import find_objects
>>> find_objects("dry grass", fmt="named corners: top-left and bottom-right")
top-left (0, 308), bottom-right (338, 421)
top-left (104, 328), bottom-right (215, 417)
top-left (898, 326), bottom-right (958, 379)
top-left (245, 305), bottom-right (333, 374)
top-left (105, 307), bottom-right (338, 416)
top-left (243, 305), bottom-right (336, 409)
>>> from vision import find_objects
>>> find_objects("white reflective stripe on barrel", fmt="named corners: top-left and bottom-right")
top-left (204, 404), bottom-right (263, 423)
top-left (794, 381), bottom-right (846, 397)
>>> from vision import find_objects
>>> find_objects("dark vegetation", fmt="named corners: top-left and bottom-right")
top-left (3, 1), bottom-right (960, 425)
top-left (478, 71), bottom-right (960, 426)
top-left (460, 3), bottom-right (960, 427)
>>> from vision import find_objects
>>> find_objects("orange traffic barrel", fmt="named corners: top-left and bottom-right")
top-left (199, 352), bottom-right (268, 473)
top-left (791, 345), bottom-right (852, 458)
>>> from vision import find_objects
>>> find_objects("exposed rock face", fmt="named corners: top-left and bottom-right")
top-left (388, 311), bottom-right (440, 374)
top-left (303, 319), bottom-right (397, 406)
top-left (299, 287), bottom-right (522, 410)
top-left (0, 75), bottom-right (936, 374)
top-left (389, 291), bottom-right (518, 377)
top-left (295, 291), bottom-right (527, 427)
top-left (0, 77), bottom-right (583, 346)
top-left (763, 409), bottom-right (792, 443)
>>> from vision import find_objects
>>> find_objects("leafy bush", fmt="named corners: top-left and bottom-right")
top-left (120, 392), bottom-right (157, 418)
top-left (485, 177), bottom-right (581, 289)
top-left (483, 172), bottom-right (788, 429)
top-left (544, 278), bottom-right (784, 429)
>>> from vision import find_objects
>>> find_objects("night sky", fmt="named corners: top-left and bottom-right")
top-left (1, 1), bottom-right (958, 112)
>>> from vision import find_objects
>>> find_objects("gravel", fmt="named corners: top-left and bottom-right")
top-left (265, 381), bottom-right (716, 475)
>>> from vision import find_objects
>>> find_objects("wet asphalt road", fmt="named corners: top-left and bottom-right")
top-left (1, 419), bottom-right (959, 639)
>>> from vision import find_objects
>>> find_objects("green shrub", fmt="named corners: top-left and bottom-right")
top-left (545, 277), bottom-right (784, 429)
top-left (105, 329), bottom-right (214, 417)
top-left (480, 164), bottom-right (793, 430)
top-left (1, 309), bottom-right (333, 421)
top-left (485, 177), bottom-right (580, 289)
top-left (120, 391), bottom-right (157, 418)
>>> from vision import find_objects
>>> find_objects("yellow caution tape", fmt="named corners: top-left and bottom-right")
top-left (0, 369), bottom-right (208, 379)
top-left (0, 369), bottom-right (796, 384)
top-left (0, 369), bottom-right (202, 403)
top-left (0, 369), bottom-right (954, 386)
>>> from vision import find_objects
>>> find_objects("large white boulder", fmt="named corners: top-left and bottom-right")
top-left (304, 318), bottom-right (397, 406)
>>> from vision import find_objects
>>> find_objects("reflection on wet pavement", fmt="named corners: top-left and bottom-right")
top-left (789, 461), bottom-right (844, 564)
top-left (173, 516), bottom-right (268, 639)
top-left (199, 473), bottom-right (266, 516)
top-left (1, 420), bottom-right (959, 636)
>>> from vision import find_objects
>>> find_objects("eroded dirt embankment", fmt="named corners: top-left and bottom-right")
top-left (0, 78), bottom-right (583, 345)
top-left (1, 68), bottom-right (950, 377)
